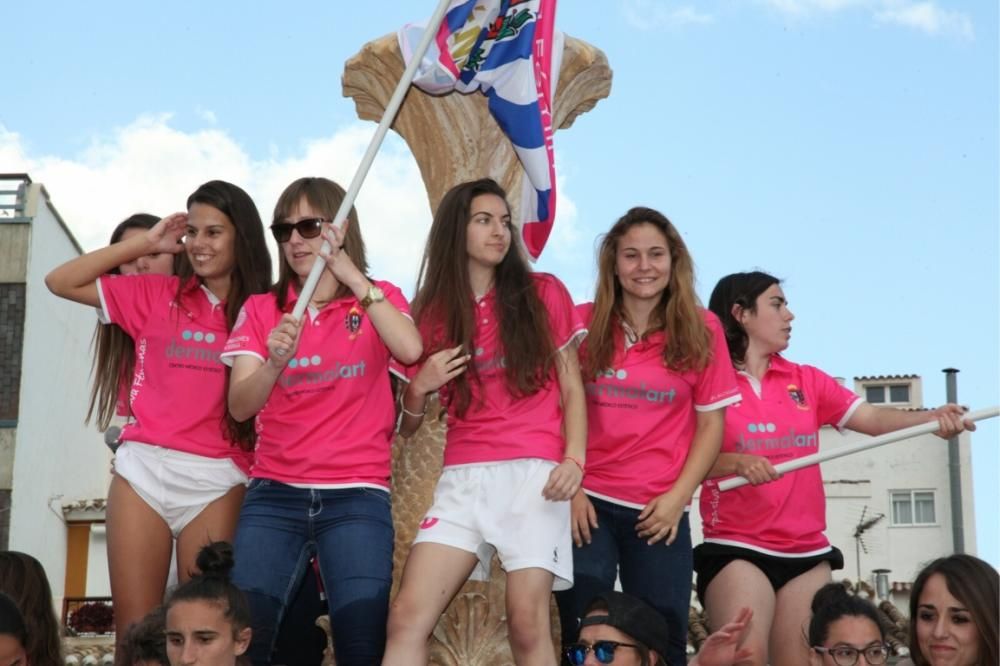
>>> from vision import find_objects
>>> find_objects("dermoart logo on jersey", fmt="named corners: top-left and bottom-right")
top-left (735, 421), bottom-right (817, 452)
top-left (473, 346), bottom-right (506, 374)
top-left (278, 355), bottom-right (366, 389)
top-left (585, 367), bottom-right (677, 404)
top-left (165, 328), bottom-right (222, 363)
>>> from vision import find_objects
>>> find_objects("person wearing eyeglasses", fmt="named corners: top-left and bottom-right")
top-left (46, 181), bottom-right (273, 651)
top-left (221, 177), bottom-right (422, 665)
top-left (566, 591), bottom-right (754, 666)
top-left (808, 583), bottom-right (890, 666)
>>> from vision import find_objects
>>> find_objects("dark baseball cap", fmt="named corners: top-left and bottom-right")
top-left (579, 591), bottom-right (672, 661)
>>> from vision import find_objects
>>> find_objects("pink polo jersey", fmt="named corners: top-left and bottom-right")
top-left (220, 280), bottom-right (408, 487)
top-left (407, 273), bottom-right (585, 467)
top-left (580, 305), bottom-right (740, 508)
top-left (96, 274), bottom-right (252, 472)
top-left (700, 355), bottom-right (863, 555)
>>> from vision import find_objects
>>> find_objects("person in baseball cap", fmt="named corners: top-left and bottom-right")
top-left (565, 591), bottom-right (754, 666)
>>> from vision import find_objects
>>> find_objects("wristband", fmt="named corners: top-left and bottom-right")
top-left (401, 406), bottom-right (426, 418)
top-left (563, 455), bottom-right (585, 473)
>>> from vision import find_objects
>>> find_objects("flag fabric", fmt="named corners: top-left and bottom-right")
top-left (399, 0), bottom-right (562, 261)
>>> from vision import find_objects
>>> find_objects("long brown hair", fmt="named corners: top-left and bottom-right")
top-left (180, 181), bottom-right (272, 450)
top-left (271, 177), bottom-right (368, 308)
top-left (411, 178), bottom-right (555, 417)
top-left (909, 554), bottom-right (998, 666)
top-left (0, 552), bottom-right (63, 666)
top-left (585, 207), bottom-right (711, 378)
top-left (87, 214), bottom-right (184, 430)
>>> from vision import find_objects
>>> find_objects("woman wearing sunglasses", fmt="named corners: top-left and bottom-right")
top-left (696, 271), bottom-right (972, 666)
top-left (222, 177), bottom-right (421, 665)
top-left (808, 583), bottom-right (890, 666)
top-left (46, 182), bottom-right (272, 650)
top-left (567, 591), bottom-right (753, 666)
top-left (555, 207), bottom-right (740, 666)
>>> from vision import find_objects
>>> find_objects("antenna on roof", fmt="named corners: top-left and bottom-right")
top-left (853, 505), bottom-right (885, 584)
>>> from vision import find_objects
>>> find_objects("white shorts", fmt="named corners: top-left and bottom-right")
top-left (414, 458), bottom-right (573, 591)
top-left (113, 441), bottom-right (248, 537)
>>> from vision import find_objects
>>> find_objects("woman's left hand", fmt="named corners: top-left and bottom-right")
top-left (691, 607), bottom-right (754, 666)
top-left (636, 488), bottom-right (688, 545)
top-left (320, 223), bottom-right (363, 286)
top-left (542, 460), bottom-right (583, 502)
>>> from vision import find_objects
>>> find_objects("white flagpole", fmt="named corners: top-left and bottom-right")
top-left (716, 406), bottom-right (999, 492)
top-left (291, 0), bottom-right (454, 321)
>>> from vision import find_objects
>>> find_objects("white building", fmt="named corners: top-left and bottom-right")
top-left (691, 372), bottom-right (976, 611)
top-left (0, 174), bottom-right (113, 619)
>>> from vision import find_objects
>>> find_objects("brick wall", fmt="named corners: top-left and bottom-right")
top-left (0, 283), bottom-right (26, 423)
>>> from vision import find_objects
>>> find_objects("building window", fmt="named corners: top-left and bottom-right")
top-left (891, 490), bottom-right (936, 525)
top-left (866, 383), bottom-right (910, 405)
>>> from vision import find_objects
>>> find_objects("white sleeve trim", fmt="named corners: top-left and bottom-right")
top-left (96, 278), bottom-right (112, 324)
top-left (389, 365), bottom-right (411, 383)
top-left (695, 392), bottom-right (742, 412)
top-left (557, 327), bottom-right (588, 353)
top-left (218, 350), bottom-right (266, 368)
top-left (836, 397), bottom-right (865, 431)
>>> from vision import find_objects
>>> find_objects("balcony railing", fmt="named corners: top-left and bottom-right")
top-left (0, 173), bottom-right (31, 223)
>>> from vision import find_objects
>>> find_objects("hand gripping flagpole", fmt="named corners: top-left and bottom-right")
top-left (717, 406), bottom-right (999, 492)
top-left (290, 0), bottom-right (454, 322)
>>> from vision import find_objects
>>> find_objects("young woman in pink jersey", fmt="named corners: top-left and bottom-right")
top-left (698, 270), bottom-right (972, 666)
top-left (46, 181), bottom-right (272, 652)
top-left (222, 177), bottom-right (421, 665)
top-left (89, 214), bottom-right (180, 434)
top-left (383, 178), bottom-right (587, 666)
top-left (554, 207), bottom-right (739, 666)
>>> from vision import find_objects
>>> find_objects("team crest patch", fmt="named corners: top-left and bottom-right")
top-left (787, 384), bottom-right (809, 410)
top-left (345, 306), bottom-right (363, 339)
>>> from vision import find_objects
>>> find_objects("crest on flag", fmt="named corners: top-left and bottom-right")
top-left (399, 0), bottom-right (563, 260)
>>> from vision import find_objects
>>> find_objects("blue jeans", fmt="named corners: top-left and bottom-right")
top-left (555, 496), bottom-right (692, 666)
top-left (232, 479), bottom-right (394, 666)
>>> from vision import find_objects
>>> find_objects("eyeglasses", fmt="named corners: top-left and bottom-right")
top-left (813, 643), bottom-right (890, 666)
top-left (269, 218), bottom-right (326, 243)
top-left (565, 640), bottom-right (641, 665)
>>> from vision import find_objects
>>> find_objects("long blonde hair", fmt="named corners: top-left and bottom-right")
top-left (585, 207), bottom-right (711, 377)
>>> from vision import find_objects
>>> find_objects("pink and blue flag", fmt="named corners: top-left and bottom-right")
top-left (399, 0), bottom-right (562, 260)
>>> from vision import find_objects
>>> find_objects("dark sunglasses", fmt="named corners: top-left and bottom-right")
top-left (565, 640), bottom-right (641, 665)
top-left (269, 218), bottom-right (326, 243)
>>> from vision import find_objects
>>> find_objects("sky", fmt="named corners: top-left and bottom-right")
top-left (3, 0), bottom-right (997, 564)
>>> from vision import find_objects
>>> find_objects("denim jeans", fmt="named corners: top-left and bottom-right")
top-left (232, 479), bottom-right (394, 666)
top-left (555, 496), bottom-right (692, 666)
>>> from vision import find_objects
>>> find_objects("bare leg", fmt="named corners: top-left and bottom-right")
top-left (175, 484), bottom-right (245, 582)
top-left (704, 560), bottom-right (776, 666)
top-left (106, 474), bottom-right (172, 665)
top-left (505, 567), bottom-right (557, 666)
top-left (382, 543), bottom-right (478, 665)
top-left (770, 562), bottom-right (831, 666)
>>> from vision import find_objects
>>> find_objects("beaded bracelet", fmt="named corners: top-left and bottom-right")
top-left (563, 455), bottom-right (585, 473)
top-left (400, 405), bottom-right (426, 418)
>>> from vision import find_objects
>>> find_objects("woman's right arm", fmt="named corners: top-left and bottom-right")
top-left (707, 452), bottom-right (780, 485)
top-left (45, 213), bottom-right (187, 307)
top-left (228, 313), bottom-right (302, 422)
